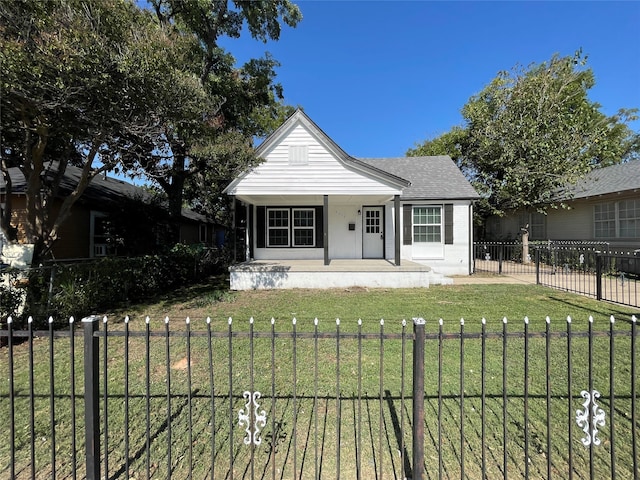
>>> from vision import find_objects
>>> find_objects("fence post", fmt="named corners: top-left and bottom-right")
top-left (535, 248), bottom-right (540, 285)
top-left (498, 244), bottom-right (503, 274)
top-left (596, 254), bottom-right (603, 301)
top-left (83, 315), bottom-right (101, 480)
top-left (412, 317), bottom-right (425, 480)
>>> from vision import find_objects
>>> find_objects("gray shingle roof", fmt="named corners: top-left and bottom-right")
top-left (359, 156), bottom-right (480, 200)
top-left (562, 160), bottom-right (640, 199)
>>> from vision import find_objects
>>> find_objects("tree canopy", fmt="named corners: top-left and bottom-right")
top-left (118, 0), bottom-right (301, 234)
top-left (409, 51), bottom-right (640, 218)
top-left (1, 0), bottom-right (301, 263)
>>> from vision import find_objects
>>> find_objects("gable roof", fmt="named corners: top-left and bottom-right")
top-left (563, 160), bottom-right (640, 200)
top-left (360, 156), bottom-right (480, 200)
top-left (0, 164), bottom-right (212, 224)
top-left (229, 109), bottom-right (409, 190)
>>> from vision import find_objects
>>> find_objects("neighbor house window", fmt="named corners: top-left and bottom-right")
top-left (518, 211), bottom-right (547, 240)
top-left (529, 212), bottom-right (546, 239)
top-left (90, 211), bottom-right (113, 257)
top-left (594, 202), bottom-right (617, 238)
top-left (267, 208), bottom-right (290, 246)
top-left (619, 199), bottom-right (640, 238)
top-left (413, 206), bottom-right (442, 243)
top-left (597, 199), bottom-right (640, 239)
top-left (199, 224), bottom-right (207, 243)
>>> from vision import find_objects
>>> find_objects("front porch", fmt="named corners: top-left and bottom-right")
top-left (228, 259), bottom-right (453, 290)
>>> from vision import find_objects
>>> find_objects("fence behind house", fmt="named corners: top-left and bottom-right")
top-left (1, 314), bottom-right (638, 479)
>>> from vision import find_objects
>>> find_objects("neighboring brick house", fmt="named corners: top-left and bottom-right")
top-left (1, 164), bottom-right (219, 260)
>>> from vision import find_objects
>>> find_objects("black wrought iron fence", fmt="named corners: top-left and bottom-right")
top-left (536, 249), bottom-right (640, 308)
top-left (474, 242), bottom-right (640, 308)
top-left (1, 315), bottom-right (638, 479)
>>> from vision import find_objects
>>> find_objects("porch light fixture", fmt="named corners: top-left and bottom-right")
top-left (358, 209), bottom-right (361, 215)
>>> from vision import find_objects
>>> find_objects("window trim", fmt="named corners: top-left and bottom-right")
top-left (412, 205), bottom-right (443, 244)
top-left (90, 211), bottom-right (110, 258)
top-left (595, 200), bottom-right (640, 239)
top-left (267, 208), bottom-right (290, 247)
top-left (292, 208), bottom-right (316, 247)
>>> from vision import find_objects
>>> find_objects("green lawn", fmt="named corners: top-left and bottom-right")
top-left (1, 282), bottom-right (638, 479)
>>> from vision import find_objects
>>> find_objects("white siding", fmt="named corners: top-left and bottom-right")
top-left (229, 124), bottom-right (401, 197)
top-left (398, 201), bottom-right (473, 275)
top-left (328, 204), bottom-right (362, 259)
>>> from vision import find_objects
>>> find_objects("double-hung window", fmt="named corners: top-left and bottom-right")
top-left (266, 207), bottom-right (316, 247)
top-left (619, 199), bottom-right (640, 238)
top-left (413, 206), bottom-right (442, 243)
top-left (594, 202), bottom-right (618, 239)
top-left (594, 200), bottom-right (640, 239)
top-left (293, 208), bottom-right (315, 246)
top-left (267, 209), bottom-right (290, 246)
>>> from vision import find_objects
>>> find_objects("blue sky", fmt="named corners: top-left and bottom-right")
top-left (221, 1), bottom-right (640, 158)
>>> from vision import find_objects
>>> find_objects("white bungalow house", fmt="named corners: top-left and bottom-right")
top-left (224, 109), bottom-right (480, 290)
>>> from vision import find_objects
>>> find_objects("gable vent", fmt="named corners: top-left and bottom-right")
top-left (289, 145), bottom-right (309, 165)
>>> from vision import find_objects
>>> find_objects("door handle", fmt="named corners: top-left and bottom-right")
top-left (380, 234), bottom-right (383, 240)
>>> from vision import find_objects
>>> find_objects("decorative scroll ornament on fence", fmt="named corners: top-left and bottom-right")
top-left (238, 391), bottom-right (267, 446)
top-left (575, 389), bottom-right (606, 447)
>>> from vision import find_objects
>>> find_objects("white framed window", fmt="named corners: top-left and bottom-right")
top-left (619, 199), bottom-right (640, 238)
top-left (90, 211), bottom-right (112, 257)
top-left (292, 208), bottom-right (315, 246)
top-left (265, 207), bottom-right (316, 247)
top-left (413, 206), bottom-right (442, 243)
top-left (596, 199), bottom-right (640, 239)
top-left (594, 202), bottom-right (617, 238)
top-left (267, 208), bottom-right (290, 246)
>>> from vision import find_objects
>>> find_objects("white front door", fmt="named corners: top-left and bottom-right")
top-left (362, 207), bottom-right (384, 258)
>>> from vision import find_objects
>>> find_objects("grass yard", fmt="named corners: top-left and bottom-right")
top-left (1, 281), bottom-right (639, 479)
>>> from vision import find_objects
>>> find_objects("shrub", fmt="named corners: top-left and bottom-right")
top-left (21, 245), bottom-right (225, 325)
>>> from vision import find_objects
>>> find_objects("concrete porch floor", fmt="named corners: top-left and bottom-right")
top-left (229, 259), bottom-right (452, 290)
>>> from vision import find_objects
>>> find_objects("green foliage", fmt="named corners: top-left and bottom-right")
top-left (0, 0), bottom-right (185, 261)
top-left (1, 0), bottom-right (301, 260)
top-left (407, 126), bottom-right (467, 161)
top-left (120, 0), bottom-right (303, 230)
top-left (410, 51), bottom-right (639, 218)
top-left (22, 246), bottom-right (225, 324)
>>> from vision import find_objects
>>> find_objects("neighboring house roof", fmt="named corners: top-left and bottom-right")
top-left (562, 160), bottom-right (640, 200)
top-left (0, 164), bottom-right (212, 224)
top-left (360, 156), bottom-right (480, 201)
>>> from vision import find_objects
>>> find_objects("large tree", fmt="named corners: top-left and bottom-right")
top-left (409, 51), bottom-right (639, 218)
top-left (0, 0), bottom-right (186, 263)
top-left (1, 0), bottom-right (301, 264)
top-left (119, 0), bottom-right (302, 236)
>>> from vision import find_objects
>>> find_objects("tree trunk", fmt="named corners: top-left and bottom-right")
top-left (164, 142), bottom-right (188, 245)
top-left (522, 225), bottom-right (530, 264)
